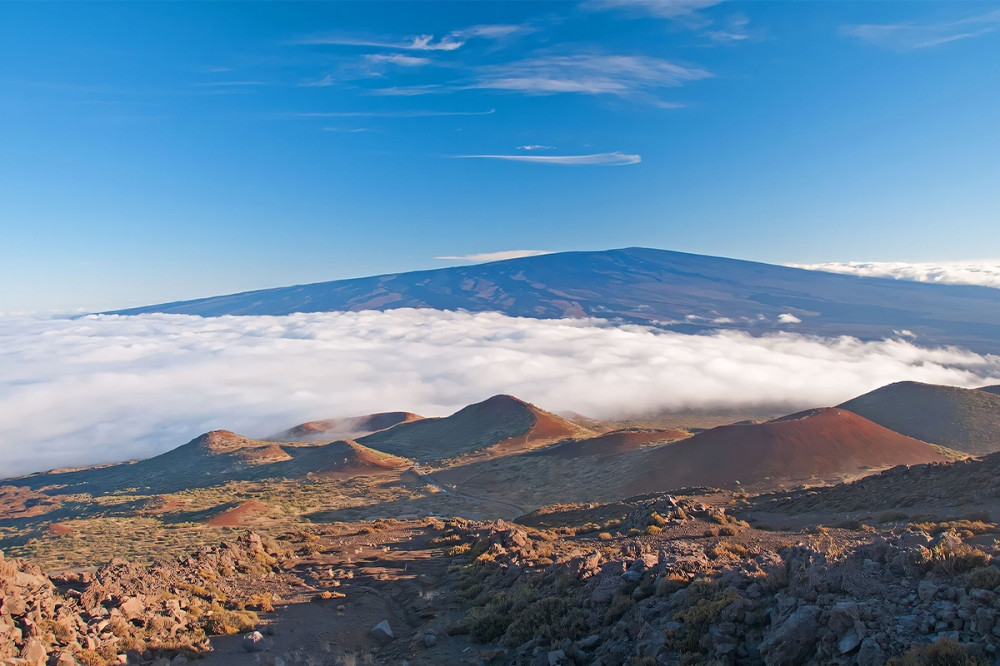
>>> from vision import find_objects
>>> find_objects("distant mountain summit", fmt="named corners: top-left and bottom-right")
top-left (107, 248), bottom-right (1000, 353)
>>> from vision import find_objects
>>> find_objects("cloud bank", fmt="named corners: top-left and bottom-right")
top-left (2, 310), bottom-right (1000, 477)
top-left (792, 261), bottom-right (1000, 290)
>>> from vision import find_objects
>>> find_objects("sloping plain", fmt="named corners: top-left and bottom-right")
top-left (107, 247), bottom-right (1000, 354)
top-left (839, 381), bottom-right (1000, 455)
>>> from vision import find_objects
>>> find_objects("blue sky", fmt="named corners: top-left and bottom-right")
top-left (2, 1), bottom-right (999, 311)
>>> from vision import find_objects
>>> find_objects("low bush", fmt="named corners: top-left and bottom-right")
top-left (886, 638), bottom-right (988, 665)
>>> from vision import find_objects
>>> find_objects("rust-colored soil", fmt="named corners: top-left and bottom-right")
top-left (205, 500), bottom-right (269, 527)
top-left (193, 430), bottom-right (260, 454)
top-left (623, 408), bottom-right (954, 494)
top-left (0, 485), bottom-right (61, 520)
top-left (274, 412), bottom-right (424, 443)
top-left (310, 440), bottom-right (410, 479)
top-left (238, 443), bottom-right (292, 464)
top-left (493, 404), bottom-right (592, 453)
top-left (47, 523), bottom-right (73, 536)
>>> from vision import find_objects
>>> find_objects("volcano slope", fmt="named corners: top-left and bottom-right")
top-left (621, 408), bottom-right (960, 495)
top-left (356, 394), bottom-right (591, 462)
top-left (839, 381), bottom-right (1000, 455)
top-left (1, 430), bottom-right (411, 497)
top-left (7, 386), bottom-right (1000, 664)
top-left (107, 247), bottom-right (1000, 354)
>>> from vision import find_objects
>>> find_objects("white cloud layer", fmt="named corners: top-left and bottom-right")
top-left (455, 151), bottom-right (641, 166)
top-left (2, 310), bottom-right (1000, 478)
top-left (792, 261), bottom-right (1000, 290)
top-left (435, 250), bottom-right (553, 262)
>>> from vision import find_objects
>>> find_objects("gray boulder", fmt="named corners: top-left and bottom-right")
top-left (760, 605), bottom-right (820, 666)
top-left (371, 619), bottom-right (395, 644)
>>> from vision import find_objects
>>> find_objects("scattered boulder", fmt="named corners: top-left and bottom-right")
top-left (243, 630), bottom-right (267, 652)
top-left (371, 619), bottom-right (395, 644)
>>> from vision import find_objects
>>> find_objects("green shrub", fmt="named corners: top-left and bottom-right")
top-left (202, 605), bottom-right (258, 635)
top-left (669, 582), bottom-right (739, 653)
top-left (965, 566), bottom-right (1000, 591)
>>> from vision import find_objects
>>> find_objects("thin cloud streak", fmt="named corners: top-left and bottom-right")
top-left (436, 250), bottom-right (553, 262)
top-left (364, 54), bottom-right (432, 67)
top-left (294, 109), bottom-right (496, 118)
top-left (582, 0), bottom-right (725, 19)
top-left (296, 33), bottom-right (465, 51)
top-left (296, 23), bottom-right (534, 51)
top-left (365, 85), bottom-right (446, 97)
top-left (843, 10), bottom-right (1000, 51)
top-left (451, 24), bottom-right (536, 40)
top-left (471, 54), bottom-right (711, 98)
top-left (455, 151), bottom-right (641, 166)
top-left (2, 310), bottom-right (999, 477)
top-left (194, 81), bottom-right (268, 87)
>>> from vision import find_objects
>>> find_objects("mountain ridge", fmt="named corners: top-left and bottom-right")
top-left (105, 247), bottom-right (1000, 354)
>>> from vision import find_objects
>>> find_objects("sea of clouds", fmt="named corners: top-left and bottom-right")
top-left (791, 261), bottom-right (1000, 289)
top-left (2, 309), bottom-right (1000, 477)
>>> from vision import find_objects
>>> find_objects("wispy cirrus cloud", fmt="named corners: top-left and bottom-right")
top-left (471, 54), bottom-right (710, 98)
top-left (296, 23), bottom-right (535, 52)
top-left (454, 151), bottom-right (641, 166)
top-left (294, 108), bottom-right (495, 118)
top-left (704, 14), bottom-right (758, 44)
top-left (296, 33), bottom-right (466, 51)
top-left (322, 127), bottom-right (374, 133)
top-left (582, 0), bottom-right (725, 20)
top-left (365, 84), bottom-right (446, 97)
top-left (194, 80), bottom-right (268, 87)
top-left (436, 250), bottom-right (553, 262)
top-left (843, 9), bottom-right (1000, 51)
top-left (517, 145), bottom-right (556, 151)
top-left (364, 54), bottom-right (431, 67)
top-left (450, 24), bottom-right (537, 40)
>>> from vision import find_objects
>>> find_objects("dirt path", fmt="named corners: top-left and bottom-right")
top-left (199, 522), bottom-right (477, 665)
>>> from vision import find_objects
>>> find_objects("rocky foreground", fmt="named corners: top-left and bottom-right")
top-left (446, 500), bottom-right (1000, 665)
top-left (4, 494), bottom-right (1000, 665)
top-left (1, 533), bottom-right (292, 666)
